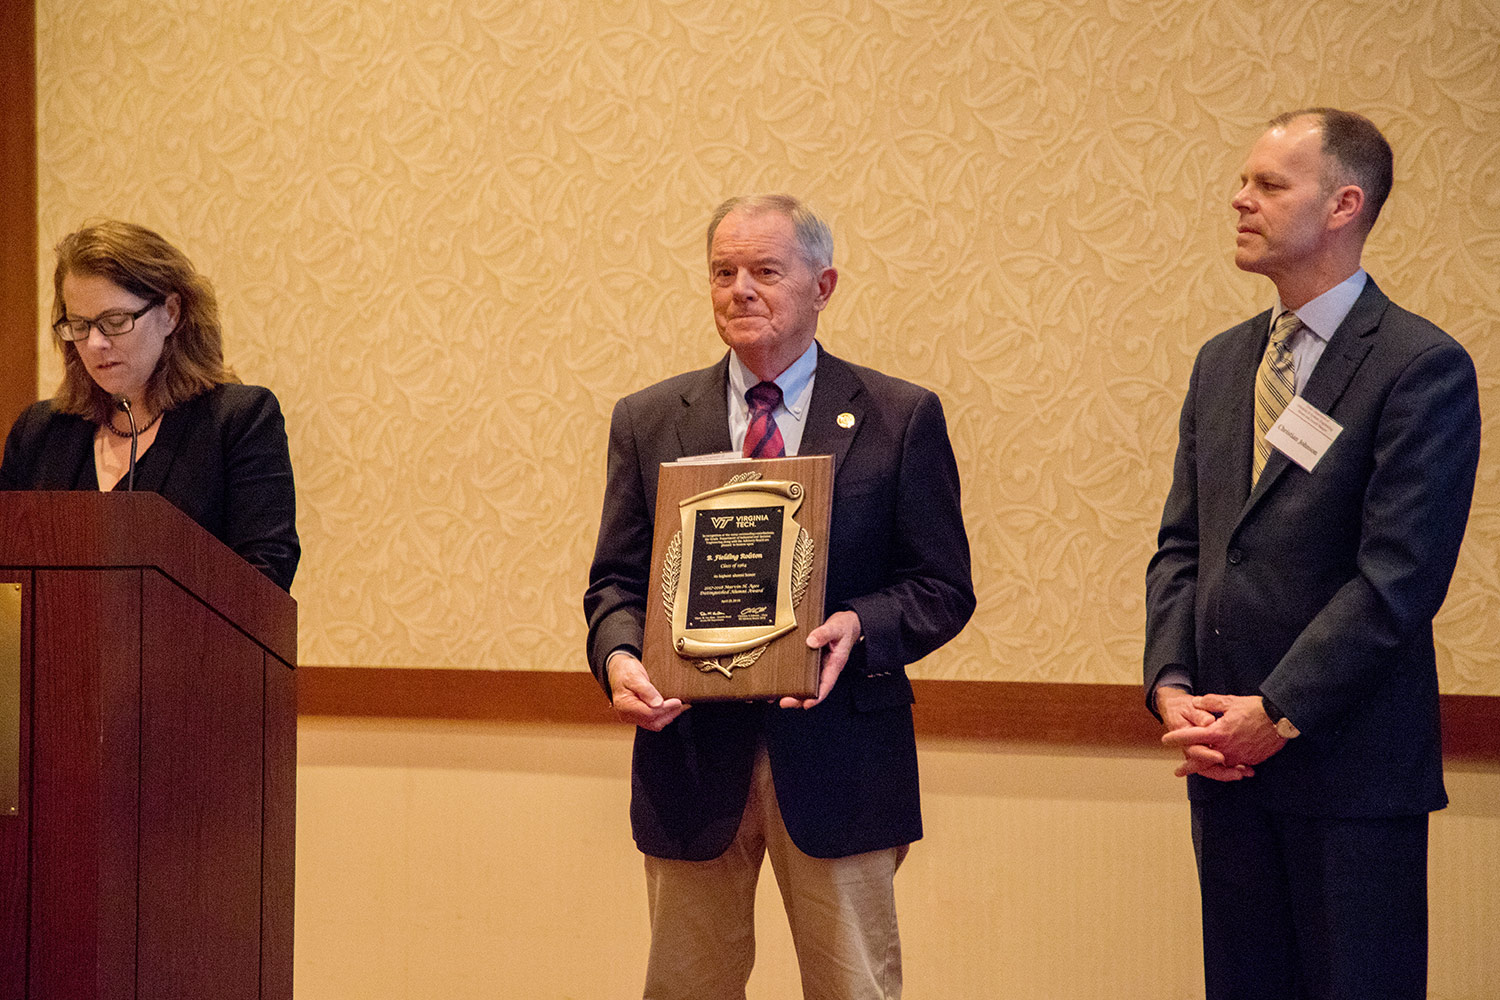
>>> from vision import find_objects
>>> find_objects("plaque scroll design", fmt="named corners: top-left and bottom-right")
top-left (660, 471), bottom-right (816, 679)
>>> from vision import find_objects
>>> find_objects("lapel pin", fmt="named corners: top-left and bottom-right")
top-left (836, 412), bottom-right (855, 429)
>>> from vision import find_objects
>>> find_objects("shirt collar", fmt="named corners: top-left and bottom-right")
top-left (728, 340), bottom-right (818, 418)
top-left (1275, 268), bottom-right (1367, 343)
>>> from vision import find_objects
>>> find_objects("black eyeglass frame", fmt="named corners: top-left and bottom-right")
top-left (53, 299), bottom-right (163, 343)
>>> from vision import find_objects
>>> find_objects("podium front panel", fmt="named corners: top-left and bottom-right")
top-left (137, 571), bottom-right (263, 1000)
top-left (31, 569), bottom-right (142, 1000)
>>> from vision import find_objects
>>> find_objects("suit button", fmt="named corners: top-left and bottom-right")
top-left (1227, 548), bottom-right (1243, 564)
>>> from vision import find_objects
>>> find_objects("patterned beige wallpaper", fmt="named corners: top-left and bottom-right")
top-left (35, 0), bottom-right (1500, 690)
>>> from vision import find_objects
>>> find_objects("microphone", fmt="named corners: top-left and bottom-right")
top-left (112, 394), bottom-right (138, 491)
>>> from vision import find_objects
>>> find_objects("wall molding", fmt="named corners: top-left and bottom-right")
top-left (298, 667), bottom-right (1500, 761)
top-left (0, 0), bottom-right (37, 430)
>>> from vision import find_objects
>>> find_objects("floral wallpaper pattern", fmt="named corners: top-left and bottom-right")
top-left (36, 0), bottom-right (1500, 690)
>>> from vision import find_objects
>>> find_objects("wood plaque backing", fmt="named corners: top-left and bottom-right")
top-left (643, 455), bottom-right (832, 702)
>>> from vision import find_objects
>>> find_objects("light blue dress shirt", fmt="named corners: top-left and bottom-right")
top-left (1274, 268), bottom-right (1368, 395)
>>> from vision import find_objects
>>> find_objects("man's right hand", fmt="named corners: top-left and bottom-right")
top-left (606, 652), bottom-right (686, 731)
top-left (1155, 685), bottom-right (1252, 782)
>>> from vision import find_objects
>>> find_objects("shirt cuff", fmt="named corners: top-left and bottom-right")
top-left (1154, 667), bottom-right (1193, 694)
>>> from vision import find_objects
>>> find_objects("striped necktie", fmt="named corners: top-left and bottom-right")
top-left (1252, 310), bottom-right (1300, 486)
top-left (743, 382), bottom-right (786, 458)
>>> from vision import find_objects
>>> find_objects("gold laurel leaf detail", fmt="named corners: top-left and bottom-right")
top-left (727, 470), bottom-right (763, 484)
top-left (791, 528), bottom-right (814, 608)
top-left (695, 643), bottom-right (766, 678)
top-left (697, 658), bottom-right (731, 678)
top-left (661, 531), bottom-right (681, 619)
top-left (731, 645), bottom-right (766, 671)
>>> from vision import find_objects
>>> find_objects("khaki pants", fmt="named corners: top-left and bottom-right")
top-left (642, 746), bottom-right (907, 1000)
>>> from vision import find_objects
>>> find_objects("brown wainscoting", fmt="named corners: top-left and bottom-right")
top-left (298, 667), bottom-right (617, 726)
top-left (296, 668), bottom-right (1500, 761)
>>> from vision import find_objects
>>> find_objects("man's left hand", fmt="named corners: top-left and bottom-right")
top-left (780, 610), bottom-right (862, 709)
top-left (1160, 693), bottom-right (1287, 772)
top-left (1156, 686), bottom-right (1252, 781)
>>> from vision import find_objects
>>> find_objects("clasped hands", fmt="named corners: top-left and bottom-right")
top-left (1156, 688), bottom-right (1288, 782)
top-left (607, 610), bottom-right (863, 731)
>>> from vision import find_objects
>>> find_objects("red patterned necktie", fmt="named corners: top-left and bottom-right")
top-left (743, 381), bottom-right (786, 458)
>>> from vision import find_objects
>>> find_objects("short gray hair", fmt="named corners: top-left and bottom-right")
top-left (706, 194), bottom-right (834, 269)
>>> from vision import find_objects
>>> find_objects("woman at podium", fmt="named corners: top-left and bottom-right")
top-left (0, 220), bottom-right (299, 590)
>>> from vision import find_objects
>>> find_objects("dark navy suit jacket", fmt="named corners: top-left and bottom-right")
top-left (1145, 278), bottom-right (1480, 817)
top-left (585, 344), bottom-right (974, 860)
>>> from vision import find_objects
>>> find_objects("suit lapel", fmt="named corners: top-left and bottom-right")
top-left (673, 355), bottom-right (733, 459)
top-left (1244, 278), bottom-right (1387, 509)
top-left (130, 401), bottom-right (189, 494)
top-left (1206, 312), bottom-right (1268, 514)
top-left (799, 344), bottom-right (864, 476)
top-left (51, 416), bottom-right (100, 489)
top-left (1298, 278), bottom-right (1384, 416)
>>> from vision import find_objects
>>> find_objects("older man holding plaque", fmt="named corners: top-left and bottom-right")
top-left (584, 194), bottom-right (974, 1000)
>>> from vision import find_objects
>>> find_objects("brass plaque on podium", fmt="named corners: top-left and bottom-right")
top-left (1, 582), bottom-right (19, 816)
top-left (643, 455), bottom-right (832, 702)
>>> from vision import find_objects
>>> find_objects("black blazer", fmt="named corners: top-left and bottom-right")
top-left (585, 344), bottom-right (974, 860)
top-left (1145, 278), bottom-right (1480, 817)
top-left (1, 383), bottom-right (300, 591)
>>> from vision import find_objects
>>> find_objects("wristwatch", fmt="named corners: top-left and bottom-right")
top-left (1262, 695), bottom-right (1301, 739)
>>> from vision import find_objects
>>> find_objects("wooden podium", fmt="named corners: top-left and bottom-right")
top-left (0, 492), bottom-right (296, 1000)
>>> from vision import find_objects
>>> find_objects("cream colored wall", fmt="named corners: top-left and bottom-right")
top-left (296, 716), bottom-right (1500, 999)
top-left (29, 4), bottom-right (1500, 994)
top-left (34, 0), bottom-right (1500, 690)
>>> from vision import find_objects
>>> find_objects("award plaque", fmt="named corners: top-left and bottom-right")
top-left (642, 455), bottom-right (832, 702)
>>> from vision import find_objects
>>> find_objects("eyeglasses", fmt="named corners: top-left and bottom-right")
top-left (53, 300), bottom-right (162, 342)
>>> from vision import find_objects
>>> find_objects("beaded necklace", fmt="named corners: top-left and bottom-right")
top-left (102, 411), bottom-right (161, 438)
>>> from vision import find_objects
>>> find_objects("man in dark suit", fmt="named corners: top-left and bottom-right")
top-left (1144, 109), bottom-right (1481, 1000)
top-left (585, 194), bottom-right (973, 999)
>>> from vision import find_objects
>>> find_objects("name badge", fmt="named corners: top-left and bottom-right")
top-left (1266, 396), bottom-right (1343, 472)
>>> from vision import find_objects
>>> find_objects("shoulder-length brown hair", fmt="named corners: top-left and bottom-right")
top-left (52, 220), bottom-right (239, 422)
